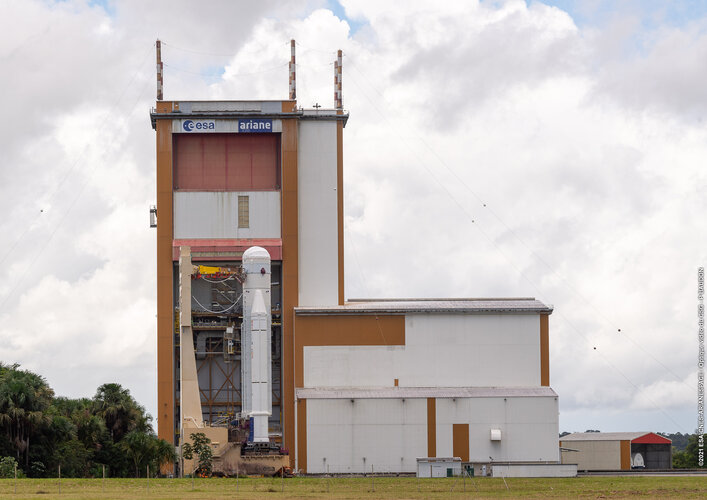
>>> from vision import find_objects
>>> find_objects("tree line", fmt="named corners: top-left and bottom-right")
top-left (0, 363), bottom-right (174, 477)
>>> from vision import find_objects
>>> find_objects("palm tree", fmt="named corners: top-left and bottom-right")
top-left (92, 383), bottom-right (150, 442)
top-left (152, 437), bottom-right (177, 472)
top-left (120, 430), bottom-right (152, 477)
top-left (0, 366), bottom-right (53, 467)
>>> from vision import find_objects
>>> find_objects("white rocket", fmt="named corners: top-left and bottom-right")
top-left (240, 246), bottom-right (272, 443)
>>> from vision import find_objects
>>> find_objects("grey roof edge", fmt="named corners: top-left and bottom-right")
top-left (295, 298), bottom-right (553, 315)
top-left (295, 386), bottom-right (558, 399)
top-left (560, 432), bottom-right (665, 442)
top-left (149, 109), bottom-right (349, 129)
top-left (349, 297), bottom-right (538, 302)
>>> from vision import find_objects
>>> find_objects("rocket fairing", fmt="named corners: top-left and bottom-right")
top-left (240, 246), bottom-right (273, 443)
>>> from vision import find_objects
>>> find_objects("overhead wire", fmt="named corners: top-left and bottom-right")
top-left (0, 50), bottom-right (155, 313)
top-left (162, 63), bottom-right (224, 77)
top-left (344, 54), bottom-right (686, 429)
top-left (344, 225), bottom-right (389, 346)
top-left (344, 53), bottom-right (691, 391)
top-left (0, 42), bottom-right (155, 269)
top-left (163, 61), bottom-right (288, 78)
top-left (414, 132), bottom-right (692, 390)
top-left (160, 41), bottom-right (237, 58)
top-left (294, 40), bottom-right (338, 55)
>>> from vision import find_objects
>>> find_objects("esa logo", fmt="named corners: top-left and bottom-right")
top-left (182, 120), bottom-right (215, 132)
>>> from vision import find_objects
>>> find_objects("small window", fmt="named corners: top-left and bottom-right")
top-left (238, 196), bottom-right (249, 228)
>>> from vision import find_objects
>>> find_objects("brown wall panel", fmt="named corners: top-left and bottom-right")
top-left (174, 134), bottom-right (279, 190)
top-left (453, 424), bottom-right (470, 462)
top-left (155, 103), bottom-right (174, 473)
top-left (427, 398), bottom-right (436, 458)
top-left (336, 120), bottom-right (345, 305)
top-left (540, 314), bottom-right (550, 386)
top-left (293, 315), bottom-right (405, 387)
top-left (281, 119), bottom-right (299, 468)
top-left (297, 398), bottom-right (307, 473)
top-left (292, 314), bottom-right (405, 468)
top-left (620, 440), bottom-right (631, 470)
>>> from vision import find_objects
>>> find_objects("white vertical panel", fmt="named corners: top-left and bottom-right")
top-left (297, 121), bottom-right (339, 306)
top-left (174, 191), bottom-right (281, 239)
top-left (435, 396), bottom-right (559, 463)
top-left (304, 314), bottom-right (542, 387)
top-left (306, 398), bottom-right (427, 473)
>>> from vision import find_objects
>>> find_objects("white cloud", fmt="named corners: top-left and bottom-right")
top-left (0, 0), bottom-right (704, 433)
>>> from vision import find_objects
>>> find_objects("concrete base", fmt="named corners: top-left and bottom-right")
top-left (491, 463), bottom-right (578, 478)
top-left (182, 425), bottom-right (289, 477)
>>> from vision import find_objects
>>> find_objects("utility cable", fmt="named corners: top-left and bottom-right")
top-left (163, 61), bottom-right (288, 78)
top-left (347, 53), bottom-right (692, 394)
top-left (294, 40), bottom-right (338, 55)
top-left (345, 52), bottom-right (694, 389)
top-left (345, 61), bottom-right (686, 429)
top-left (0, 60), bottom-right (154, 312)
top-left (161, 41), bottom-right (237, 58)
top-left (344, 225), bottom-right (389, 347)
top-left (0, 42), bottom-right (155, 269)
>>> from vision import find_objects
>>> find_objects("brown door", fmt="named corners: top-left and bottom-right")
top-left (453, 424), bottom-right (469, 462)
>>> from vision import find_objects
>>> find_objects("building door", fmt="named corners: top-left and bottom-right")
top-left (453, 424), bottom-right (470, 462)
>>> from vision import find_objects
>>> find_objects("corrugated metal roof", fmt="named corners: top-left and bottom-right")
top-left (560, 432), bottom-right (655, 442)
top-left (295, 298), bottom-right (553, 315)
top-left (296, 386), bottom-right (558, 399)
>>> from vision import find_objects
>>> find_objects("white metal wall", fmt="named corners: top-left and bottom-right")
top-left (435, 396), bottom-right (559, 463)
top-left (560, 440), bottom-right (622, 470)
top-left (491, 464), bottom-right (577, 477)
top-left (173, 191), bottom-right (281, 239)
top-left (297, 121), bottom-right (339, 306)
top-left (303, 314), bottom-right (542, 387)
top-left (305, 398), bottom-right (427, 473)
top-left (305, 395), bottom-right (558, 473)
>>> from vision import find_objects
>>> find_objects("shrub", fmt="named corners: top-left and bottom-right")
top-left (0, 456), bottom-right (23, 478)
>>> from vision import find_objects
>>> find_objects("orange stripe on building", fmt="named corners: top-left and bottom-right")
top-left (336, 119), bottom-right (345, 305)
top-left (281, 118), bottom-right (299, 467)
top-left (293, 315), bottom-right (405, 387)
top-left (292, 314), bottom-right (405, 468)
top-left (452, 424), bottom-right (470, 462)
top-left (297, 398), bottom-right (307, 473)
top-left (427, 398), bottom-right (436, 458)
top-left (155, 101), bottom-right (175, 473)
top-left (620, 440), bottom-right (631, 470)
top-left (540, 314), bottom-right (549, 386)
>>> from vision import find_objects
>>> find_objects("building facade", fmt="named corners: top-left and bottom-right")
top-left (152, 96), bottom-right (560, 473)
top-left (560, 432), bottom-right (672, 471)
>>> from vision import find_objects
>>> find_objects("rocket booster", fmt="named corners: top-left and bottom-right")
top-left (241, 246), bottom-right (272, 443)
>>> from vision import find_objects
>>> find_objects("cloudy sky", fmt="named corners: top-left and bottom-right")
top-left (1, 0), bottom-right (705, 435)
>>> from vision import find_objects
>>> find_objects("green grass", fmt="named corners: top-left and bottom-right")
top-left (0, 475), bottom-right (704, 499)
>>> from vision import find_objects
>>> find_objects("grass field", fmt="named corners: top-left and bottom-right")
top-left (0, 475), bottom-right (704, 499)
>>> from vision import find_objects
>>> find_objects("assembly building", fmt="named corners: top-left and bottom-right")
top-left (150, 40), bottom-right (565, 476)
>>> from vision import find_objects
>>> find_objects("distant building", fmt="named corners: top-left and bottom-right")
top-left (560, 432), bottom-right (672, 470)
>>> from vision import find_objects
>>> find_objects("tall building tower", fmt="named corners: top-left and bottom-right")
top-left (150, 48), bottom-right (347, 464)
top-left (152, 42), bottom-right (564, 476)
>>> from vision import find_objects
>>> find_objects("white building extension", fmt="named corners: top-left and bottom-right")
top-left (292, 299), bottom-right (563, 474)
